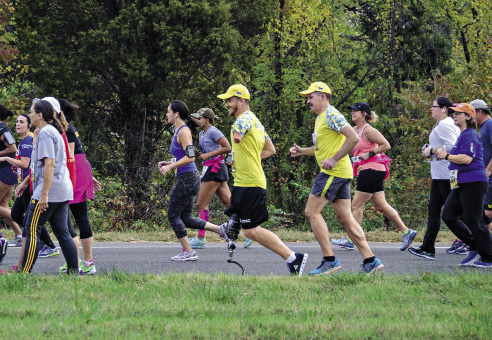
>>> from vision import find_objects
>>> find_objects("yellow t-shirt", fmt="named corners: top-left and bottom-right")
top-left (314, 106), bottom-right (353, 179)
top-left (231, 111), bottom-right (268, 189)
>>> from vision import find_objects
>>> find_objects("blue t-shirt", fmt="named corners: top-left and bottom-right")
top-left (449, 128), bottom-right (488, 183)
top-left (16, 134), bottom-right (33, 181)
top-left (479, 118), bottom-right (492, 173)
top-left (198, 126), bottom-right (225, 162)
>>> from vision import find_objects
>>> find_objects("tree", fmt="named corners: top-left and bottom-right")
top-left (13, 0), bottom-right (276, 217)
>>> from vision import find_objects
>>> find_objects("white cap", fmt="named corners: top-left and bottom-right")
top-left (42, 96), bottom-right (61, 113)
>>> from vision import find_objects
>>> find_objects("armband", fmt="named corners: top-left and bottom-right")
top-left (184, 145), bottom-right (195, 158)
top-left (369, 150), bottom-right (376, 158)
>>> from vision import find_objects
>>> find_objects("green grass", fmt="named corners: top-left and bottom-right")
top-left (1, 271), bottom-right (491, 339)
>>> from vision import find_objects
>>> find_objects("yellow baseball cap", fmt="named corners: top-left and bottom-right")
top-left (217, 84), bottom-right (251, 100)
top-left (299, 82), bottom-right (332, 97)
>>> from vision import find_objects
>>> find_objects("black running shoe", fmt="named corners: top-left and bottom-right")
top-left (287, 253), bottom-right (308, 277)
top-left (0, 237), bottom-right (6, 264)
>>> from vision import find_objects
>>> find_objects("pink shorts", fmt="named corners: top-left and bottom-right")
top-left (69, 154), bottom-right (95, 204)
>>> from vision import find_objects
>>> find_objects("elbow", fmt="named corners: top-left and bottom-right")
top-left (224, 146), bottom-right (232, 154)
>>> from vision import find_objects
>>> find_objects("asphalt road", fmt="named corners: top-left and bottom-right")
top-left (1, 241), bottom-right (485, 276)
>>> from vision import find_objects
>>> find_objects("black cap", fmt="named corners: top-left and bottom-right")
top-left (347, 102), bottom-right (371, 115)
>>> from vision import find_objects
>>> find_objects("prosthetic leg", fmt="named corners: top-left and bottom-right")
top-left (224, 214), bottom-right (244, 274)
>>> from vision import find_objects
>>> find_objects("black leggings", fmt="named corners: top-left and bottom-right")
top-left (167, 171), bottom-right (206, 239)
top-left (442, 181), bottom-right (492, 262)
top-left (421, 180), bottom-right (452, 253)
top-left (67, 201), bottom-right (93, 239)
top-left (14, 188), bottom-right (56, 249)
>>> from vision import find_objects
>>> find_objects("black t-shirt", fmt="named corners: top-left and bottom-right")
top-left (66, 124), bottom-right (85, 155)
top-left (0, 122), bottom-right (15, 169)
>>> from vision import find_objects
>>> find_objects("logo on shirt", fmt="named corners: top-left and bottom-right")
top-left (470, 142), bottom-right (475, 154)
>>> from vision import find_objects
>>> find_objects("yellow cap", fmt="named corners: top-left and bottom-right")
top-left (298, 82), bottom-right (332, 97)
top-left (217, 84), bottom-right (251, 100)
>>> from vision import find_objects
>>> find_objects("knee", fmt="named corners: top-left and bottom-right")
top-left (304, 208), bottom-right (318, 220)
top-left (243, 227), bottom-right (257, 240)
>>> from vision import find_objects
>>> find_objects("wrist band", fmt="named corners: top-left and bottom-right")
top-left (369, 150), bottom-right (376, 158)
top-left (445, 153), bottom-right (450, 160)
top-left (430, 148), bottom-right (434, 155)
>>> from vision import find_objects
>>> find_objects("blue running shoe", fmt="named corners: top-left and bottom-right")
top-left (460, 250), bottom-right (479, 266)
top-left (308, 257), bottom-right (342, 276)
top-left (400, 228), bottom-right (417, 251)
top-left (455, 244), bottom-right (470, 255)
top-left (0, 237), bottom-right (7, 264)
top-left (38, 245), bottom-right (60, 258)
top-left (472, 259), bottom-right (492, 268)
top-left (189, 236), bottom-right (206, 249)
top-left (331, 236), bottom-right (354, 250)
top-left (244, 237), bottom-right (253, 248)
top-left (360, 257), bottom-right (384, 276)
top-left (446, 239), bottom-right (464, 254)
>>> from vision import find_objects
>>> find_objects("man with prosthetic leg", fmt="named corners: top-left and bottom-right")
top-left (213, 84), bottom-right (308, 276)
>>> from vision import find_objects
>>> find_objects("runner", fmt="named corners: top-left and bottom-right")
top-left (0, 105), bottom-right (21, 247)
top-left (436, 103), bottom-right (492, 267)
top-left (19, 99), bottom-right (79, 274)
top-left (216, 84), bottom-right (308, 276)
top-left (408, 97), bottom-right (460, 259)
top-left (57, 99), bottom-right (101, 274)
top-left (290, 82), bottom-right (383, 276)
top-left (332, 102), bottom-right (417, 251)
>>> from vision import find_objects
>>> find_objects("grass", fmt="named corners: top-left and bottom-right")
top-left (0, 270), bottom-right (491, 339)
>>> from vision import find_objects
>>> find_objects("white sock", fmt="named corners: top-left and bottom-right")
top-left (286, 252), bottom-right (296, 263)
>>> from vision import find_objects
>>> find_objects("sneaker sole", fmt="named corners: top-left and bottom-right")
top-left (190, 245), bottom-right (206, 249)
top-left (408, 248), bottom-right (435, 260)
top-left (39, 252), bottom-right (60, 258)
top-left (309, 265), bottom-right (342, 276)
top-left (331, 242), bottom-right (355, 250)
top-left (244, 241), bottom-right (253, 249)
top-left (365, 264), bottom-right (384, 276)
top-left (82, 267), bottom-right (97, 274)
top-left (171, 257), bottom-right (198, 261)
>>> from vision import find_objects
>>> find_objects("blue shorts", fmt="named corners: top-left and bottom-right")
top-left (310, 173), bottom-right (352, 203)
top-left (0, 166), bottom-right (18, 186)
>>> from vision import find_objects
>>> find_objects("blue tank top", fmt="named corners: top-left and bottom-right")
top-left (170, 125), bottom-right (197, 175)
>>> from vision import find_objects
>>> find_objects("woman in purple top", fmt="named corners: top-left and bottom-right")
top-left (187, 108), bottom-right (232, 249)
top-left (436, 103), bottom-right (492, 267)
top-left (158, 101), bottom-right (229, 261)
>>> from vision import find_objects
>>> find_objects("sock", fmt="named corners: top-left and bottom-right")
top-left (347, 237), bottom-right (353, 243)
top-left (323, 256), bottom-right (336, 262)
top-left (198, 210), bottom-right (209, 238)
top-left (83, 260), bottom-right (93, 267)
top-left (403, 229), bottom-right (409, 235)
top-left (286, 252), bottom-right (296, 263)
top-left (363, 256), bottom-right (376, 264)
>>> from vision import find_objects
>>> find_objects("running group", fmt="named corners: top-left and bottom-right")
top-left (1, 82), bottom-right (491, 276)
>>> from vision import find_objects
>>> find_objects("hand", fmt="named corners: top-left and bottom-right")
top-left (435, 148), bottom-right (446, 160)
top-left (15, 182), bottom-right (27, 197)
top-left (359, 152), bottom-right (370, 161)
top-left (159, 165), bottom-right (172, 176)
top-left (39, 194), bottom-right (49, 212)
top-left (158, 161), bottom-right (171, 168)
top-left (321, 158), bottom-right (337, 170)
top-left (289, 144), bottom-right (302, 157)
top-left (0, 157), bottom-right (6, 163)
top-left (199, 153), bottom-right (208, 161)
top-left (93, 177), bottom-right (102, 192)
top-left (422, 147), bottom-right (431, 158)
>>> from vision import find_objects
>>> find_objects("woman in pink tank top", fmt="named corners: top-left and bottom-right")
top-left (331, 102), bottom-right (417, 252)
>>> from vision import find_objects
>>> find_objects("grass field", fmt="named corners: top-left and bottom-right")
top-left (1, 270), bottom-right (491, 339)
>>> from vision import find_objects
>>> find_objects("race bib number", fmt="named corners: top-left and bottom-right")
top-left (449, 170), bottom-right (459, 189)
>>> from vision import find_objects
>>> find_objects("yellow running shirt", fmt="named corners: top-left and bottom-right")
top-left (231, 111), bottom-right (268, 189)
top-left (314, 106), bottom-right (353, 179)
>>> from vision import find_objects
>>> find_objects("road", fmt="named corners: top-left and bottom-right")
top-left (1, 241), bottom-right (484, 276)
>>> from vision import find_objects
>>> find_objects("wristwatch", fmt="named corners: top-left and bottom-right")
top-left (369, 150), bottom-right (376, 158)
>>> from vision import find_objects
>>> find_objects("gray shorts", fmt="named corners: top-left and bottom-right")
top-left (311, 173), bottom-right (352, 203)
